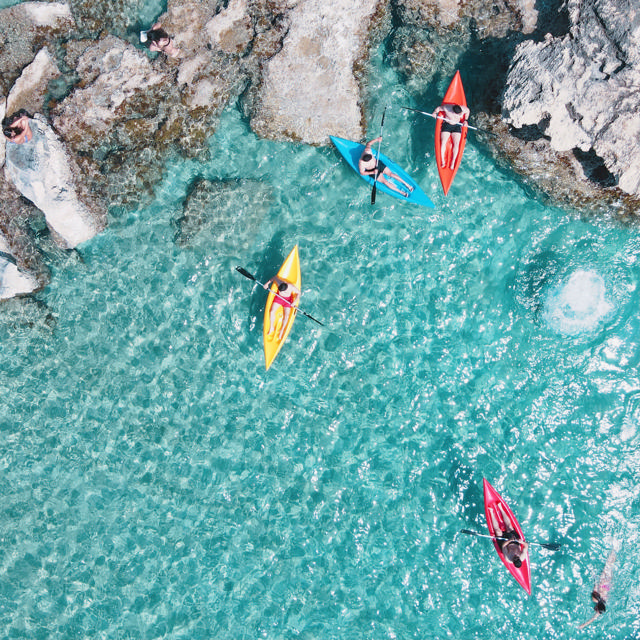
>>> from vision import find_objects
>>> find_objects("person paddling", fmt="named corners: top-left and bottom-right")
top-left (432, 103), bottom-right (470, 170)
top-left (358, 137), bottom-right (414, 198)
top-left (578, 549), bottom-right (616, 629)
top-left (488, 501), bottom-right (529, 568)
top-left (263, 276), bottom-right (300, 340)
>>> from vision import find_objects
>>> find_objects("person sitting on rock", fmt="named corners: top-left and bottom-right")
top-left (432, 103), bottom-right (470, 170)
top-left (358, 137), bottom-right (414, 198)
top-left (2, 109), bottom-right (33, 145)
top-left (141, 23), bottom-right (181, 58)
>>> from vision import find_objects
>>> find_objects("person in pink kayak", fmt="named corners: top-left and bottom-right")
top-left (358, 137), bottom-right (414, 198)
top-left (488, 502), bottom-right (529, 568)
top-left (432, 103), bottom-right (470, 170)
top-left (579, 549), bottom-right (616, 629)
top-left (263, 276), bottom-right (300, 340)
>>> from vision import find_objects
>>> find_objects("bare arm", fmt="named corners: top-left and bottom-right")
top-left (578, 613), bottom-right (600, 629)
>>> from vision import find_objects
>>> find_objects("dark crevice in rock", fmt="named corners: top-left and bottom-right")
top-left (508, 120), bottom-right (550, 141)
top-left (531, 0), bottom-right (570, 40)
top-left (573, 148), bottom-right (618, 188)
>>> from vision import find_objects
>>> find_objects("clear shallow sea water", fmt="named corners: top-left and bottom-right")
top-left (2, 14), bottom-right (640, 640)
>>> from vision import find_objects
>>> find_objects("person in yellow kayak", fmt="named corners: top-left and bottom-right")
top-left (263, 276), bottom-right (300, 340)
top-left (579, 549), bottom-right (616, 629)
top-left (358, 137), bottom-right (414, 198)
top-left (432, 103), bottom-right (470, 170)
top-left (488, 502), bottom-right (529, 568)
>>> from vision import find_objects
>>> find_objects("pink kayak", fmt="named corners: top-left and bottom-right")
top-left (483, 478), bottom-right (531, 595)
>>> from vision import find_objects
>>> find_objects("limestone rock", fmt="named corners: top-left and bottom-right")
top-left (0, 243), bottom-right (40, 299)
top-left (0, 2), bottom-right (74, 94)
top-left (251, 0), bottom-right (385, 144)
top-left (6, 47), bottom-right (61, 115)
top-left (3, 114), bottom-right (102, 248)
top-left (502, 0), bottom-right (640, 196)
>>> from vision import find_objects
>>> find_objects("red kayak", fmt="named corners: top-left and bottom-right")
top-left (483, 478), bottom-right (531, 595)
top-left (434, 71), bottom-right (468, 195)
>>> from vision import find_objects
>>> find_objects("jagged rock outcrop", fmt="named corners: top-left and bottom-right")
top-left (391, 0), bottom-right (539, 97)
top-left (0, 1), bottom-right (75, 94)
top-left (502, 0), bottom-right (640, 199)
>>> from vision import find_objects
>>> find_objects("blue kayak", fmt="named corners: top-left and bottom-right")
top-left (330, 136), bottom-right (434, 207)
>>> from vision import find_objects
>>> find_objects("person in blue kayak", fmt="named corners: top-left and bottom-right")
top-left (432, 103), bottom-right (470, 170)
top-left (263, 276), bottom-right (300, 340)
top-left (359, 137), bottom-right (414, 198)
top-left (488, 502), bottom-right (529, 568)
top-left (578, 549), bottom-right (616, 629)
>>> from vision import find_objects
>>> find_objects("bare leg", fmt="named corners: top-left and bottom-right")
top-left (440, 132), bottom-right (451, 167)
top-left (488, 506), bottom-right (504, 534)
top-left (377, 174), bottom-right (409, 198)
top-left (384, 168), bottom-right (414, 192)
top-left (268, 305), bottom-right (279, 336)
top-left (449, 132), bottom-right (462, 170)
top-left (496, 502), bottom-right (514, 532)
top-left (279, 306), bottom-right (291, 339)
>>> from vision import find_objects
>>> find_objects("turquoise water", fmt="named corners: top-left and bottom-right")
top-left (2, 40), bottom-right (640, 640)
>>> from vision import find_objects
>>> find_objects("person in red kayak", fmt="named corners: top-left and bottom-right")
top-left (359, 137), bottom-right (414, 198)
top-left (432, 103), bottom-right (470, 170)
top-left (578, 549), bottom-right (616, 629)
top-left (488, 502), bottom-right (529, 568)
top-left (263, 276), bottom-right (300, 340)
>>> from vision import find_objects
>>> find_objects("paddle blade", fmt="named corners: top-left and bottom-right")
top-left (371, 182), bottom-right (377, 204)
top-left (235, 266), bottom-right (256, 281)
top-left (541, 543), bottom-right (562, 551)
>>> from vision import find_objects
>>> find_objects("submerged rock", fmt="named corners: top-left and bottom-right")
top-left (502, 0), bottom-right (640, 201)
top-left (175, 177), bottom-right (273, 252)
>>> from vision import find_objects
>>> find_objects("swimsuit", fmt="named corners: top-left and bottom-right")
top-left (363, 160), bottom-right (387, 178)
top-left (500, 530), bottom-right (522, 561)
top-left (273, 289), bottom-right (295, 309)
top-left (441, 120), bottom-right (463, 134)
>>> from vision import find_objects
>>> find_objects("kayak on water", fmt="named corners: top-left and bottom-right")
top-left (330, 136), bottom-right (435, 208)
top-left (483, 478), bottom-right (532, 595)
top-left (434, 71), bottom-right (468, 195)
top-left (263, 245), bottom-right (301, 370)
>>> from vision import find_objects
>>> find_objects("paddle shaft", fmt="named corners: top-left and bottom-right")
top-left (459, 529), bottom-right (561, 551)
top-left (401, 106), bottom-right (495, 135)
top-left (371, 107), bottom-right (387, 204)
top-left (235, 267), bottom-right (324, 326)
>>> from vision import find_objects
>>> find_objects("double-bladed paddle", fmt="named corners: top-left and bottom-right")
top-left (401, 106), bottom-right (497, 136)
top-left (235, 266), bottom-right (324, 326)
top-left (460, 528), bottom-right (562, 551)
top-left (371, 107), bottom-right (387, 205)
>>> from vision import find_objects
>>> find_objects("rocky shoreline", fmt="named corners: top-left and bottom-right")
top-left (1, 0), bottom-right (639, 301)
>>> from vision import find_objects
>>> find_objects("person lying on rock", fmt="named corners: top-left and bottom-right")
top-left (2, 109), bottom-right (33, 145)
top-left (431, 103), bottom-right (470, 170)
top-left (141, 23), bottom-right (181, 58)
top-left (358, 137), bottom-right (414, 198)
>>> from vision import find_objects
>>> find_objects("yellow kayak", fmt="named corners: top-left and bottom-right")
top-left (263, 245), bottom-right (301, 369)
